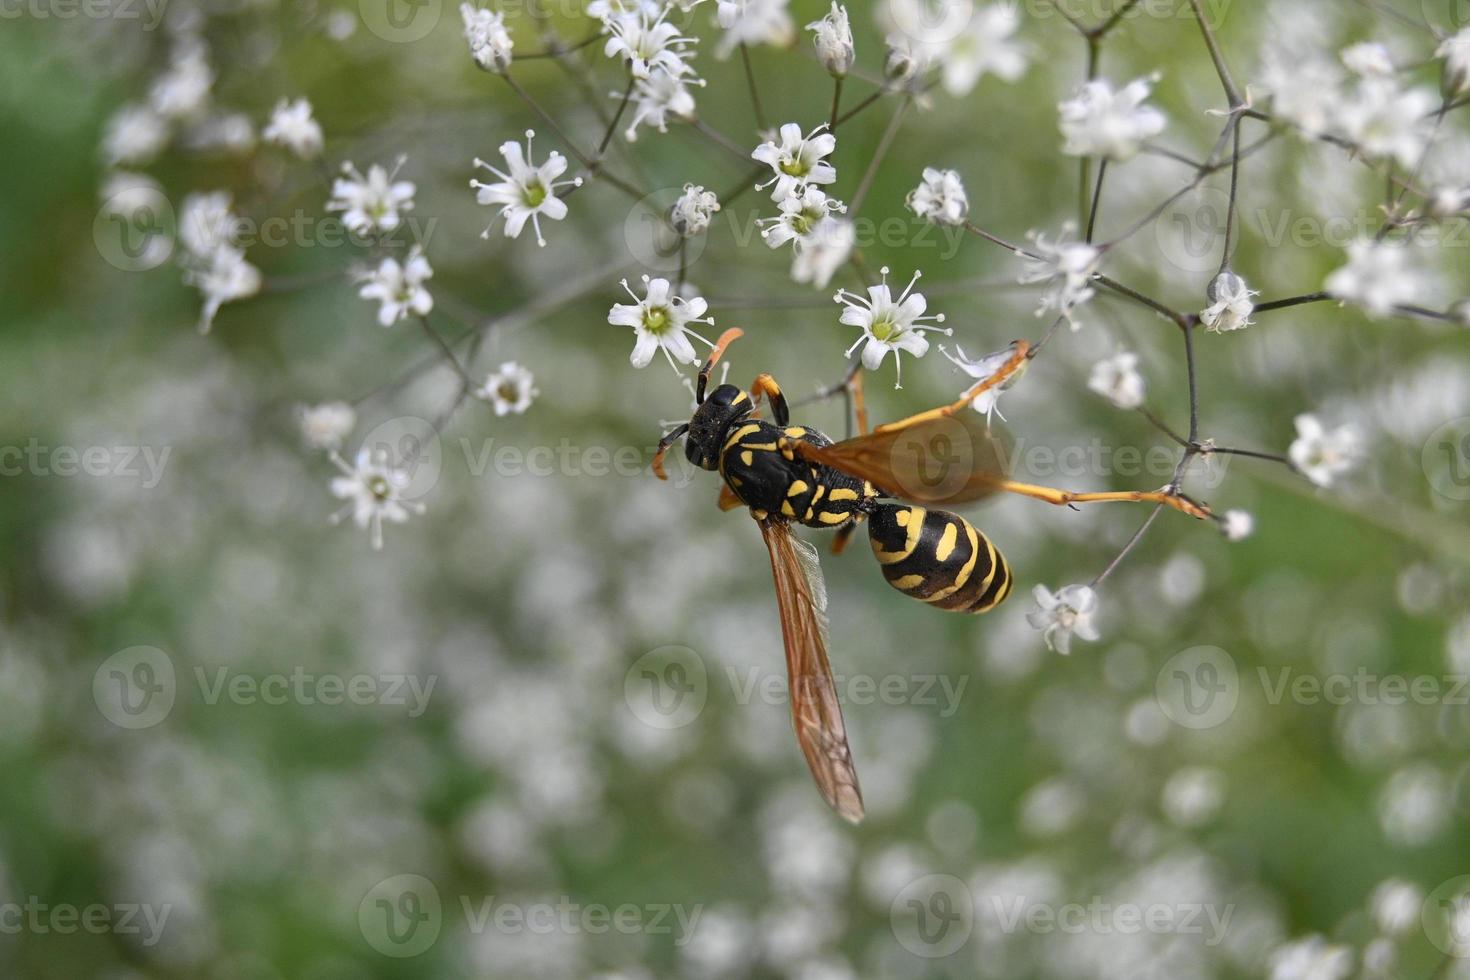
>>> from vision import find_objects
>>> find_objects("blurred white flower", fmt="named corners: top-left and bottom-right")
top-left (759, 184), bottom-right (846, 249)
top-left (1369, 878), bottom-right (1423, 936)
top-left (178, 191), bottom-right (243, 257)
top-left (609, 276), bottom-right (715, 370)
top-left (835, 267), bottom-right (949, 387)
top-left (357, 246), bottom-right (434, 327)
top-left (1059, 73), bottom-right (1165, 161)
top-left (1288, 414), bottom-right (1361, 487)
top-left (624, 70), bottom-right (700, 140)
top-left (790, 216), bottom-right (854, 288)
top-left (1018, 776), bottom-right (1086, 837)
top-left (1161, 766), bottom-right (1226, 826)
top-left (1019, 224), bottom-right (1099, 326)
top-left (262, 98), bottom-right (323, 159)
top-left (1201, 270), bottom-right (1258, 332)
top-left (327, 159), bottom-right (416, 236)
top-left (1026, 583), bottom-right (1099, 654)
top-left (186, 111), bottom-right (255, 155)
top-left (670, 184), bottom-right (720, 236)
top-left (461, 3), bottom-right (514, 72)
top-left (1221, 509), bottom-right (1254, 542)
top-left (1268, 935), bottom-right (1353, 980)
top-left (940, 343), bottom-right (1025, 423)
top-left (149, 44), bottom-right (214, 120)
top-left (752, 122), bottom-right (837, 201)
top-left (1324, 239), bottom-right (1428, 317)
top-left (587, 0), bottom-right (660, 25)
top-left (102, 103), bottom-right (169, 166)
top-left (1439, 28), bottom-right (1470, 95)
top-left (714, 0), bottom-right (794, 58)
top-left (1341, 41), bottom-right (1394, 77)
top-left (605, 7), bottom-right (698, 79)
top-left (906, 167), bottom-right (968, 226)
top-left (1336, 79), bottom-right (1435, 168)
top-left (807, 2), bottom-right (853, 76)
top-left (476, 361), bottom-right (539, 416)
top-left (297, 402), bottom-right (356, 450)
top-left (1378, 763), bottom-right (1450, 846)
top-left (182, 244), bottom-right (261, 334)
top-left (937, 2), bottom-right (1027, 95)
top-left (329, 447), bottom-right (425, 551)
top-left (1260, 56), bottom-right (1342, 136)
top-left (1087, 351), bottom-right (1146, 409)
top-left (471, 131), bottom-right (581, 245)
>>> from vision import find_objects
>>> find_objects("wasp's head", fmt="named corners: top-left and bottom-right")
top-left (685, 383), bottom-right (751, 470)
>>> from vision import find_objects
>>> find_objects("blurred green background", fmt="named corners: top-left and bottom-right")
top-left (2, 0), bottom-right (1470, 977)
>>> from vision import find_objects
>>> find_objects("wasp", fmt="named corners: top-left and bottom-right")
top-left (653, 328), bottom-right (1212, 822)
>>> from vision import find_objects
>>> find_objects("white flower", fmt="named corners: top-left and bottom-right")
top-left (475, 361), bottom-right (539, 415)
top-left (759, 184), bottom-right (845, 249)
top-left (470, 131), bottom-right (581, 245)
top-left (182, 244), bottom-right (261, 334)
top-left (178, 191), bottom-right (243, 257)
top-left (1341, 41), bottom-right (1394, 77)
top-left (1267, 935), bottom-right (1353, 980)
top-left (262, 98), bottom-right (323, 158)
top-left (1289, 414), bottom-right (1361, 488)
top-left (714, 0), bottom-right (794, 58)
top-left (807, 2), bottom-right (853, 76)
top-left (1200, 270), bottom-right (1258, 332)
top-left (149, 44), bottom-right (214, 120)
top-left (1324, 239), bottom-right (1426, 318)
top-left (751, 122), bottom-right (837, 202)
top-left (102, 104), bottom-right (169, 166)
top-left (939, 343), bottom-right (1026, 423)
top-left (1059, 73), bottom-right (1166, 161)
top-left (358, 246), bottom-right (434, 327)
top-left (588, 0), bottom-right (660, 25)
top-left (1019, 224), bottom-right (1100, 327)
top-left (1260, 56), bottom-right (1342, 137)
top-left (624, 70), bottom-right (701, 140)
top-left (790, 216), bottom-right (854, 288)
top-left (329, 447), bottom-right (425, 551)
top-left (1026, 584), bottom-right (1100, 655)
top-left (461, 2), bottom-right (514, 71)
top-left (1370, 879), bottom-right (1423, 937)
top-left (609, 276), bottom-right (715, 371)
top-left (185, 112), bottom-right (255, 155)
top-left (670, 184), bottom-right (720, 236)
top-left (1336, 79), bottom-right (1436, 168)
top-left (834, 267), bottom-right (950, 387)
top-left (1087, 352), bottom-right (1145, 409)
top-left (327, 160), bottom-right (416, 236)
top-left (604, 7), bottom-right (698, 79)
top-left (937, 3), bottom-right (1027, 96)
top-left (1439, 28), bottom-right (1470, 95)
top-left (906, 167), bottom-right (968, 226)
top-left (1220, 509), bottom-right (1254, 542)
top-left (298, 402), bottom-right (357, 450)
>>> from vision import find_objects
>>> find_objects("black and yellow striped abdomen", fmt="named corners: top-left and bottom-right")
top-left (866, 503), bottom-right (1012, 613)
top-left (719, 420), bottom-right (877, 529)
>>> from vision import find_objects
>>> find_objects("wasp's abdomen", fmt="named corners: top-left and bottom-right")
top-left (866, 503), bottom-right (1011, 614)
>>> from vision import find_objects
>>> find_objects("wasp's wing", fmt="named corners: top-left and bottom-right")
top-left (757, 516), bottom-right (864, 823)
top-left (793, 408), bottom-right (1014, 507)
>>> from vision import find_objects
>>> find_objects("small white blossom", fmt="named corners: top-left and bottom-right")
top-left (1288, 414), bottom-right (1361, 487)
top-left (327, 159), bottom-right (417, 236)
top-left (1019, 224), bottom-right (1100, 326)
top-left (1161, 766), bottom-right (1226, 826)
top-left (906, 167), bottom-right (968, 226)
top-left (937, 3), bottom-right (1027, 95)
top-left (1341, 41), bottom-right (1394, 77)
top-left (807, 2), bottom-right (853, 77)
top-left (834, 267), bottom-right (949, 388)
top-left (1201, 270), bottom-right (1258, 332)
top-left (1324, 239), bottom-right (1427, 318)
top-left (1059, 73), bottom-right (1166, 161)
top-left (298, 402), bottom-right (357, 450)
top-left (102, 104), bottom-right (169, 166)
top-left (1370, 879), bottom-right (1423, 937)
top-left (262, 98), bottom-right (323, 158)
top-left (1267, 935), bottom-right (1353, 980)
top-left (1260, 56), bottom-right (1342, 136)
top-left (670, 184), bottom-right (720, 236)
top-left (149, 44), bottom-right (214, 120)
top-left (470, 131), bottom-right (581, 246)
top-left (714, 0), bottom-right (794, 58)
top-left (182, 244), bottom-right (261, 334)
top-left (1336, 79), bottom-right (1436, 168)
top-left (1220, 509), bottom-right (1254, 542)
top-left (940, 343), bottom-right (1026, 423)
top-left (751, 122), bottom-right (837, 201)
top-left (605, 7), bottom-right (699, 79)
top-left (790, 216), bottom-right (854, 288)
top-left (475, 361), bottom-right (539, 416)
top-left (1026, 584), bottom-right (1100, 655)
top-left (461, 2), bottom-right (514, 71)
top-left (358, 246), bottom-right (434, 327)
top-left (759, 184), bottom-right (845, 249)
top-left (588, 0), bottom-right (660, 24)
top-left (609, 276), bottom-right (715, 371)
top-left (624, 71), bottom-right (701, 140)
top-left (178, 191), bottom-right (243, 258)
top-left (329, 447), bottom-right (425, 551)
top-left (1087, 352), bottom-right (1146, 410)
top-left (1439, 28), bottom-right (1470, 95)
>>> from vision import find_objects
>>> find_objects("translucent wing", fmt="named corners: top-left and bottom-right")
top-left (757, 516), bottom-right (865, 823)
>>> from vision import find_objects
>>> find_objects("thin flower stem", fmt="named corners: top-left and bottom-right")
top-left (1092, 0), bottom-right (1144, 37)
top-left (501, 72), bottom-right (648, 203)
top-left (1219, 117), bottom-right (1242, 272)
top-left (687, 117), bottom-right (751, 162)
top-left (830, 76), bottom-right (844, 131)
top-left (1091, 504), bottom-right (1164, 588)
top-left (1187, 0), bottom-right (1243, 107)
top-left (1253, 291), bottom-right (1331, 314)
top-left (1182, 318), bottom-right (1200, 442)
top-left (834, 89), bottom-right (884, 129)
top-left (739, 42), bottom-right (768, 133)
top-left (516, 29), bottom-right (603, 61)
top-left (1139, 407), bottom-right (1190, 447)
top-left (1093, 275), bottom-right (1188, 327)
top-left (418, 314), bottom-right (474, 385)
top-left (1085, 160), bottom-right (1108, 242)
top-left (848, 97), bottom-right (911, 217)
top-left (597, 75), bottom-right (637, 158)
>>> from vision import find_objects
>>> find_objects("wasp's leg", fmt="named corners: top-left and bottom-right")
top-left (831, 517), bottom-right (864, 555)
top-left (995, 479), bottom-right (1212, 520)
top-left (850, 368), bottom-right (869, 438)
top-left (717, 483), bottom-right (743, 512)
top-left (749, 373), bottom-right (790, 427)
top-left (872, 341), bottom-right (1030, 436)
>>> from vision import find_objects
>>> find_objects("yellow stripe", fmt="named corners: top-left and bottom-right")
top-left (722, 423), bottom-right (761, 452)
top-left (781, 501), bottom-right (796, 517)
top-left (741, 451), bottom-right (754, 466)
top-left (925, 523), bottom-right (980, 603)
top-left (872, 506), bottom-right (926, 564)
top-left (787, 480), bottom-right (810, 496)
top-left (891, 574), bottom-right (925, 590)
top-left (817, 510), bottom-right (848, 524)
top-left (828, 487), bottom-right (858, 502)
top-left (934, 522), bottom-right (959, 563)
top-left (784, 426), bottom-right (806, 438)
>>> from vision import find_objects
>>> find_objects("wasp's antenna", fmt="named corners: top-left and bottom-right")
top-left (651, 423), bottom-right (690, 481)
top-left (697, 327), bottom-right (745, 404)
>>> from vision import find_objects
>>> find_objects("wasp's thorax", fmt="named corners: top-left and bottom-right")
top-left (685, 383), bottom-right (752, 470)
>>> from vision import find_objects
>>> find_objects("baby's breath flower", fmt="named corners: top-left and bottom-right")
top-left (1439, 28), bottom-right (1470, 96)
top-left (297, 402), bottom-right (356, 451)
top-left (1370, 879), bottom-right (1423, 937)
top-left (1019, 224), bottom-right (1100, 327)
top-left (357, 246), bottom-right (434, 327)
top-left (327, 159), bottom-right (416, 236)
top-left (1026, 584), bottom-right (1100, 655)
top-left (1201, 270), bottom-right (1258, 332)
top-left (1087, 352), bottom-right (1145, 410)
top-left (329, 447), bottom-right (425, 551)
top-left (461, 2), bottom-right (514, 72)
top-left (623, 71), bottom-right (701, 140)
top-left (1341, 41), bottom-right (1394, 77)
top-left (1289, 414), bottom-right (1361, 488)
top-left (470, 131), bottom-right (581, 246)
top-left (605, 6), bottom-right (699, 80)
top-left (179, 191), bottom-right (244, 258)
top-left (587, 0), bottom-right (660, 25)
top-left (1324, 239), bottom-right (1427, 317)
top-left (835, 267), bottom-right (949, 388)
top-left (937, 2), bottom-right (1027, 95)
top-left (182, 244), bottom-right (261, 334)
top-left (1220, 509), bottom-right (1254, 542)
top-left (149, 43), bottom-right (214, 120)
top-left (262, 98), bottom-right (323, 159)
top-left (790, 216), bottom-right (853, 288)
top-left (714, 0), bottom-right (794, 59)
top-left (759, 185), bottom-right (845, 249)
top-left (609, 276), bottom-right (715, 372)
top-left (751, 122), bottom-right (837, 201)
top-left (906, 167), bottom-right (968, 226)
top-left (939, 343), bottom-right (1026, 423)
top-left (670, 184), bottom-right (720, 236)
top-left (475, 361), bottom-right (539, 416)
top-left (1336, 78), bottom-right (1436, 168)
top-left (1267, 935), bottom-right (1353, 980)
top-left (102, 103), bottom-right (169, 166)
top-left (1059, 73), bottom-right (1166, 161)
top-left (807, 2), bottom-right (853, 77)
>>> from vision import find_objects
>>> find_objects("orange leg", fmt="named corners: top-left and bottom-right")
top-left (749, 373), bottom-right (789, 426)
top-left (717, 483), bottom-right (743, 512)
top-left (872, 340), bottom-right (1029, 436)
top-left (850, 368), bottom-right (868, 439)
top-left (994, 479), bottom-right (1213, 520)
